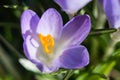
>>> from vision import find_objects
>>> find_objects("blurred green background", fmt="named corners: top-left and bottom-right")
top-left (1, 0), bottom-right (120, 80)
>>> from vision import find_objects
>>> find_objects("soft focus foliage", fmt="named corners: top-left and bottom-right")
top-left (0, 0), bottom-right (120, 80)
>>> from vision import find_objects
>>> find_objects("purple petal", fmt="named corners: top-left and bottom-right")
top-left (21, 10), bottom-right (39, 39)
top-left (36, 8), bottom-right (63, 39)
top-left (54, 0), bottom-right (91, 14)
top-left (61, 15), bottom-right (91, 45)
top-left (59, 45), bottom-right (89, 69)
top-left (38, 65), bottom-right (59, 73)
top-left (36, 59), bottom-right (60, 73)
top-left (23, 34), bottom-right (44, 72)
top-left (34, 62), bottom-right (43, 72)
top-left (103, 0), bottom-right (120, 28)
top-left (23, 35), bottom-right (40, 63)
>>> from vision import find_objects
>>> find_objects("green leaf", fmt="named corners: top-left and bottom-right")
top-left (111, 49), bottom-right (120, 58)
top-left (89, 28), bottom-right (117, 36)
top-left (3, 5), bottom-right (18, 8)
top-left (77, 49), bottom-right (120, 80)
top-left (35, 74), bottom-right (56, 80)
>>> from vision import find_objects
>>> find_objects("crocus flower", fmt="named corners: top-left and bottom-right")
top-left (54, 0), bottom-right (91, 14)
top-left (101, 0), bottom-right (120, 28)
top-left (21, 8), bottom-right (91, 73)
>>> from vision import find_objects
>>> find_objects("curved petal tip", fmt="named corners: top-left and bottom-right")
top-left (59, 45), bottom-right (89, 69)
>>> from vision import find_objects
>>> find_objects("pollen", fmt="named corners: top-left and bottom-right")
top-left (38, 34), bottom-right (54, 54)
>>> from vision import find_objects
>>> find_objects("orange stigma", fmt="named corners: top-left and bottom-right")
top-left (38, 34), bottom-right (54, 54)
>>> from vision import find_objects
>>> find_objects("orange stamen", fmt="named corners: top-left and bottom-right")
top-left (38, 34), bottom-right (54, 54)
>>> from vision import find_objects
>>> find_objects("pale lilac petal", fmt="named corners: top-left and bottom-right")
top-left (54, 0), bottom-right (91, 14)
top-left (23, 35), bottom-right (39, 62)
top-left (61, 15), bottom-right (91, 45)
top-left (103, 0), bottom-right (120, 28)
top-left (38, 65), bottom-right (59, 73)
top-left (59, 45), bottom-right (89, 69)
top-left (23, 34), bottom-right (44, 71)
top-left (36, 59), bottom-right (60, 73)
top-left (36, 8), bottom-right (63, 39)
top-left (21, 10), bottom-right (39, 39)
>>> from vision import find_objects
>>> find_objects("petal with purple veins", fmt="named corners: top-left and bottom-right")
top-left (36, 8), bottom-right (63, 39)
top-left (61, 15), bottom-right (91, 46)
top-left (21, 10), bottom-right (39, 39)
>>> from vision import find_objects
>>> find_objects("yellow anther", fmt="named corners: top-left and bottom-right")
top-left (38, 34), bottom-right (54, 54)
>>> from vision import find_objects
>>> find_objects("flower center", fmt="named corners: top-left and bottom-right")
top-left (38, 34), bottom-right (54, 54)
